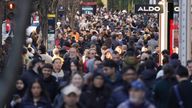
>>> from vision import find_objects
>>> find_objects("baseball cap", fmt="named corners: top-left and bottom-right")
top-left (131, 80), bottom-right (146, 91)
top-left (61, 84), bottom-right (81, 96)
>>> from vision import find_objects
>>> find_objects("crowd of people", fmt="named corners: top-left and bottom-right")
top-left (3, 8), bottom-right (192, 108)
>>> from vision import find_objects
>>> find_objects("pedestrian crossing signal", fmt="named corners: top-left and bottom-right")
top-left (7, 1), bottom-right (16, 11)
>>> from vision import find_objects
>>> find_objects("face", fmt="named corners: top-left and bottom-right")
top-left (71, 74), bottom-right (83, 88)
top-left (187, 62), bottom-right (192, 75)
top-left (105, 52), bottom-right (112, 59)
top-left (123, 69), bottom-right (137, 83)
top-left (53, 59), bottom-right (63, 71)
top-left (16, 80), bottom-right (24, 90)
top-left (94, 60), bottom-right (102, 70)
top-left (93, 76), bottom-right (104, 88)
top-left (112, 54), bottom-right (120, 62)
top-left (129, 89), bottom-right (145, 104)
top-left (89, 49), bottom-right (97, 59)
top-left (64, 93), bottom-right (79, 106)
top-left (42, 68), bottom-right (52, 78)
top-left (103, 67), bottom-right (115, 76)
top-left (70, 62), bottom-right (78, 73)
top-left (31, 82), bottom-right (42, 98)
top-left (69, 48), bottom-right (77, 59)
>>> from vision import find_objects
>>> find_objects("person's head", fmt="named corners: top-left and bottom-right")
top-left (38, 45), bottom-right (47, 54)
top-left (163, 64), bottom-right (174, 78)
top-left (170, 53), bottom-right (179, 60)
top-left (94, 56), bottom-right (102, 70)
top-left (122, 66), bottom-right (137, 83)
top-left (105, 51), bottom-right (112, 60)
top-left (71, 73), bottom-right (84, 89)
top-left (16, 79), bottom-right (25, 91)
top-left (27, 79), bottom-right (46, 98)
top-left (187, 60), bottom-right (192, 76)
top-left (103, 59), bottom-right (116, 76)
top-left (42, 63), bottom-right (53, 79)
top-left (62, 84), bottom-right (81, 107)
top-left (176, 65), bottom-right (189, 82)
top-left (129, 80), bottom-right (146, 105)
top-left (112, 51), bottom-right (121, 62)
top-left (52, 58), bottom-right (63, 71)
top-left (93, 73), bottom-right (105, 88)
top-left (70, 60), bottom-right (79, 73)
top-left (162, 49), bottom-right (169, 57)
top-left (69, 47), bottom-right (78, 59)
top-left (31, 56), bottom-right (44, 71)
top-left (53, 48), bottom-right (60, 56)
top-left (89, 48), bottom-right (97, 59)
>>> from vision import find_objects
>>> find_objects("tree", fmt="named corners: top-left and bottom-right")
top-left (32, 0), bottom-right (58, 46)
top-left (0, 1), bottom-right (4, 46)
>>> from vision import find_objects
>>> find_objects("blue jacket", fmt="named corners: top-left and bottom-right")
top-left (118, 100), bottom-right (155, 108)
top-left (106, 86), bottom-right (129, 108)
top-left (105, 73), bottom-right (122, 90)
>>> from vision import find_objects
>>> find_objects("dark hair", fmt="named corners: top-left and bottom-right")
top-left (163, 56), bottom-right (169, 65)
top-left (42, 63), bottom-right (53, 70)
top-left (176, 65), bottom-right (189, 78)
top-left (170, 53), bottom-right (179, 60)
top-left (162, 50), bottom-right (169, 56)
top-left (38, 45), bottom-right (47, 54)
top-left (113, 51), bottom-right (119, 55)
top-left (70, 59), bottom-right (80, 71)
top-left (103, 59), bottom-right (116, 68)
top-left (24, 79), bottom-right (49, 101)
top-left (94, 56), bottom-right (102, 62)
top-left (122, 66), bottom-right (136, 74)
top-left (163, 64), bottom-right (174, 78)
top-left (187, 60), bottom-right (192, 66)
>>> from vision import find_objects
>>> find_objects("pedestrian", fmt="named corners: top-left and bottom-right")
top-left (9, 79), bottom-right (26, 108)
top-left (103, 59), bottom-right (122, 89)
top-left (118, 80), bottom-right (156, 108)
top-left (107, 66), bottom-right (138, 108)
top-left (153, 64), bottom-right (177, 108)
top-left (21, 55), bottom-right (44, 87)
top-left (60, 84), bottom-right (85, 108)
top-left (20, 79), bottom-right (52, 108)
top-left (41, 63), bottom-right (59, 102)
top-left (80, 72), bottom-right (111, 108)
top-left (168, 65), bottom-right (192, 108)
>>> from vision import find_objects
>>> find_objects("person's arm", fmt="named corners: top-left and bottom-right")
top-left (168, 88), bottom-right (178, 108)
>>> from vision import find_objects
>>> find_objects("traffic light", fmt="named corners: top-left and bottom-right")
top-left (7, 1), bottom-right (16, 11)
top-left (7, 1), bottom-right (16, 19)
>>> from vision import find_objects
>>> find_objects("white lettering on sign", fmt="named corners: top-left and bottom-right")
top-left (174, 7), bottom-right (179, 12)
top-left (137, 6), bottom-right (161, 12)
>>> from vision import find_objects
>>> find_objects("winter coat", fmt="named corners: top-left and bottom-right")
top-left (104, 73), bottom-right (123, 90)
top-left (118, 100), bottom-right (155, 108)
top-left (42, 76), bottom-right (59, 102)
top-left (168, 80), bottom-right (192, 108)
top-left (20, 97), bottom-right (52, 108)
top-left (153, 78), bottom-right (177, 108)
top-left (21, 69), bottom-right (42, 87)
top-left (80, 85), bottom-right (111, 108)
top-left (106, 86), bottom-right (129, 108)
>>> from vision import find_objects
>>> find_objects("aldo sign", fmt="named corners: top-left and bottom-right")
top-left (135, 5), bottom-right (163, 13)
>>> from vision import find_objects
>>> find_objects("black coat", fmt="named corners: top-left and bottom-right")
top-left (20, 97), bottom-right (52, 108)
top-left (80, 85), bottom-right (111, 108)
top-left (168, 80), bottom-right (192, 108)
top-left (21, 69), bottom-right (42, 87)
top-left (42, 76), bottom-right (59, 102)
